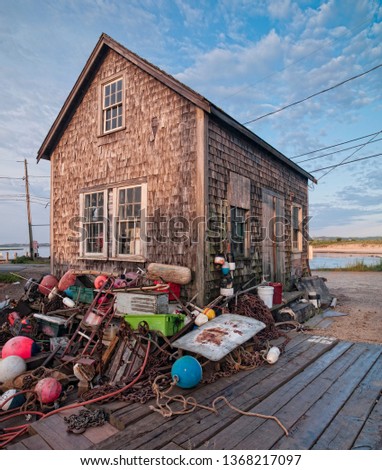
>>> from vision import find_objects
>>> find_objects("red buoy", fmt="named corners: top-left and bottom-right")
top-left (2, 336), bottom-right (40, 359)
top-left (35, 377), bottom-right (62, 404)
top-left (94, 275), bottom-right (108, 289)
top-left (38, 275), bottom-right (59, 296)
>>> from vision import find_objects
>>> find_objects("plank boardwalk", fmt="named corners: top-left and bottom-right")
top-left (6, 333), bottom-right (382, 450)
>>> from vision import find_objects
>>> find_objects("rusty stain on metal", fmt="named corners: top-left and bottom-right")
top-left (196, 327), bottom-right (228, 346)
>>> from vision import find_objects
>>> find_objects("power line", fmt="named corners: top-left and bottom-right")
top-left (296, 136), bottom-right (382, 163)
top-left (243, 62), bottom-right (382, 125)
top-left (311, 152), bottom-right (382, 172)
top-left (290, 130), bottom-right (382, 159)
top-left (317, 130), bottom-right (382, 180)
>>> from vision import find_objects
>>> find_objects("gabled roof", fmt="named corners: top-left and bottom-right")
top-left (37, 33), bottom-right (316, 183)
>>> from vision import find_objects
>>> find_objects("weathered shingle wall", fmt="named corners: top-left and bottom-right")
top-left (51, 49), bottom-right (198, 294)
top-left (206, 117), bottom-right (309, 300)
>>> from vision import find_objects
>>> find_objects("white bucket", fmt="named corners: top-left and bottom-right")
top-left (258, 286), bottom-right (274, 308)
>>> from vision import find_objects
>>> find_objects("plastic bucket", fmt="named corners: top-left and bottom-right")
top-left (269, 282), bottom-right (283, 305)
top-left (257, 286), bottom-right (274, 308)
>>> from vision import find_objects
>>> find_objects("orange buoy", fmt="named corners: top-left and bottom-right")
top-left (35, 377), bottom-right (62, 404)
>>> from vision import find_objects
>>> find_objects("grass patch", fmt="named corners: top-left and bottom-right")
top-left (311, 238), bottom-right (382, 247)
top-left (315, 259), bottom-right (382, 272)
top-left (11, 255), bottom-right (49, 264)
top-left (0, 273), bottom-right (20, 283)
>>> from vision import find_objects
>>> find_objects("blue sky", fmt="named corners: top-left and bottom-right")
top-left (0, 0), bottom-right (381, 245)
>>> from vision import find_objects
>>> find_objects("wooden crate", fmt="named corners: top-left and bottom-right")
top-left (115, 292), bottom-right (168, 315)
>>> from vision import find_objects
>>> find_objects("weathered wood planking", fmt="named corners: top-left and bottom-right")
top-left (313, 351), bottom-right (382, 450)
top-left (14, 434), bottom-right (53, 450)
top-left (172, 338), bottom-right (340, 450)
top-left (190, 340), bottom-right (350, 450)
top-left (29, 413), bottom-right (93, 450)
top-left (226, 342), bottom-right (374, 450)
top-left (351, 382), bottom-right (382, 450)
top-left (272, 343), bottom-right (382, 450)
top-left (95, 334), bottom-right (336, 450)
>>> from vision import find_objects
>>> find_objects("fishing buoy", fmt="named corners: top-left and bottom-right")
top-left (0, 356), bottom-right (27, 384)
top-left (265, 346), bottom-right (281, 364)
top-left (58, 269), bottom-right (77, 291)
top-left (94, 275), bottom-right (108, 289)
top-left (35, 377), bottom-right (62, 404)
top-left (38, 275), bottom-right (59, 296)
top-left (63, 297), bottom-right (75, 308)
top-left (171, 356), bottom-right (202, 389)
top-left (203, 308), bottom-right (216, 320)
top-left (2, 336), bottom-right (40, 360)
top-left (195, 313), bottom-right (209, 326)
top-left (0, 389), bottom-right (26, 410)
top-left (146, 263), bottom-right (191, 285)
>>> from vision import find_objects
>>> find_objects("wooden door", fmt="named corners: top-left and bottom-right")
top-left (262, 189), bottom-right (286, 283)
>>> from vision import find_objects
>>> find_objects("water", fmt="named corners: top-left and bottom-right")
top-left (310, 252), bottom-right (382, 269)
top-left (0, 245), bottom-right (50, 259)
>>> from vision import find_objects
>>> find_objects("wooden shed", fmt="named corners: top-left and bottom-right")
top-left (37, 33), bottom-right (316, 303)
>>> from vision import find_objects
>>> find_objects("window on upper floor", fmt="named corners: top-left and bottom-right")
top-left (102, 77), bottom-right (124, 133)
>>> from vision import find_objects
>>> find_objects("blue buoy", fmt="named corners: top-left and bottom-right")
top-left (171, 355), bottom-right (202, 389)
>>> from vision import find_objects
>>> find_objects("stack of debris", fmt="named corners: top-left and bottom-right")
top-left (0, 265), bottom-right (328, 447)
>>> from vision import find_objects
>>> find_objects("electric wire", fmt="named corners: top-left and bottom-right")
top-left (243, 62), bottom-right (382, 125)
top-left (290, 130), bottom-right (382, 158)
top-left (311, 152), bottom-right (382, 172)
top-left (317, 130), bottom-right (382, 180)
top-left (295, 137), bottom-right (382, 164)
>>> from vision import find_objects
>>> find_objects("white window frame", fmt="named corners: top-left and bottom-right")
top-left (80, 190), bottom-right (108, 259)
top-left (101, 76), bottom-right (125, 134)
top-left (291, 205), bottom-right (303, 253)
top-left (112, 183), bottom-right (147, 259)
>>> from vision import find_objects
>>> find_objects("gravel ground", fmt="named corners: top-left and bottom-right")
top-left (1, 266), bottom-right (381, 345)
top-left (310, 270), bottom-right (382, 344)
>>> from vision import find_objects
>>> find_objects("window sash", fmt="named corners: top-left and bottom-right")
top-left (81, 190), bottom-right (107, 257)
top-left (112, 184), bottom-right (146, 258)
top-left (102, 78), bottom-right (123, 133)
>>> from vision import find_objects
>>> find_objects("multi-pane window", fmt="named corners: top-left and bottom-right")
top-left (103, 78), bottom-right (123, 133)
top-left (230, 206), bottom-right (247, 258)
top-left (292, 205), bottom-right (302, 251)
top-left (83, 192), bottom-right (105, 254)
top-left (116, 186), bottom-right (142, 255)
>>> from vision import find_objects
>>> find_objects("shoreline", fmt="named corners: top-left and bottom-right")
top-left (313, 243), bottom-right (382, 255)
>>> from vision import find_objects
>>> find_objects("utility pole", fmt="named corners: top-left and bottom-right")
top-left (23, 158), bottom-right (34, 259)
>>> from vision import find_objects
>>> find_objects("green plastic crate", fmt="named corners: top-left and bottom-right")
top-left (123, 314), bottom-right (185, 336)
top-left (68, 286), bottom-right (94, 304)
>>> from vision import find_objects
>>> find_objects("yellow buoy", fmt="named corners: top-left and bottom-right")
top-left (203, 308), bottom-right (216, 320)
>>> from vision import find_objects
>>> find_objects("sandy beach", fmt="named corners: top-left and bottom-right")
top-left (313, 243), bottom-right (382, 255)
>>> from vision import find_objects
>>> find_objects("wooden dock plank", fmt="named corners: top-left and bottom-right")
top-left (22, 434), bottom-right (53, 450)
top-left (95, 334), bottom-right (316, 449)
top-left (6, 441), bottom-right (29, 450)
top-left (29, 413), bottom-right (93, 450)
top-left (352, 389), bottom-right (382, 450)
top-left (121, 336), bottom-right (337, 450)
top-left (313, 352), bottom-right (382, 449)
top-left (193, 340), bottom-right (352, 450)
top-left (173, 337), bottom-right (341, 450)
top-left (272, 343), bottom-right (382, 450)
top-left (162, 441), bottom-right (188, 450)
